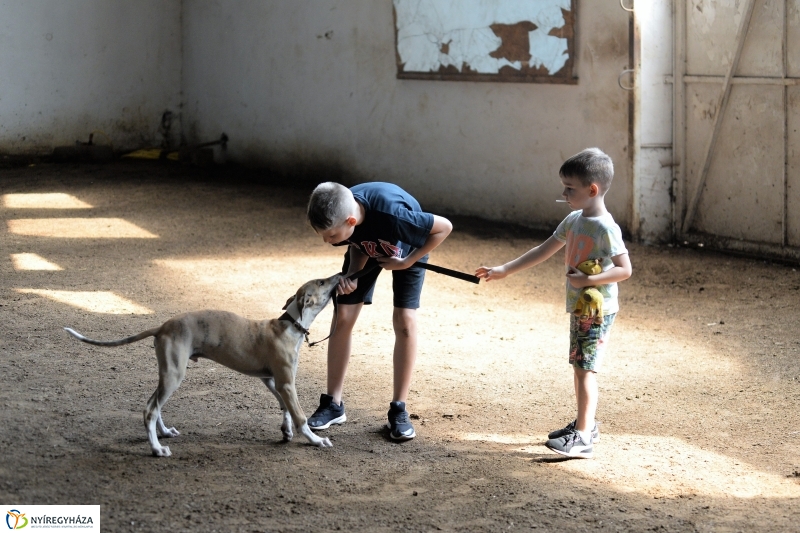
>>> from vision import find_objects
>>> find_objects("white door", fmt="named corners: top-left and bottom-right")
top-left (673, 0), bottom-right (800, 259)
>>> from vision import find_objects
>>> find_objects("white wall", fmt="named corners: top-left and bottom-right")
top-left (0, 1), bottom-right (639, 235)
top-left (182, 1), bottom-right (633, 232)
top-left (636, 0), bottom-right (674, 243)
top-left (0, 1), bottom-right (182, 154)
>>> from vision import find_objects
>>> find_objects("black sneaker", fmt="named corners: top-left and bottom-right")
top-left (387, 401), bottom-right (416, 441)
top-left (308, 394), bottom-right (346, 430)
top-left (547, 420), bottom-right (600, 443)
top-left (546, 430), bottom-right (594, 459)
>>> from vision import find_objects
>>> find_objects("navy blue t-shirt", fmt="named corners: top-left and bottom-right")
top-left (344, 182), bottom-right (434, 259)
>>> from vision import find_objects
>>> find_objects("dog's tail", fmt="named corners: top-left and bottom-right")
top-left (63, 326), bottom-right (160, 347)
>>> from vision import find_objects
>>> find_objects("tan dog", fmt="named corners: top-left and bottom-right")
top-left (64, 273), bottom-right (342, 457)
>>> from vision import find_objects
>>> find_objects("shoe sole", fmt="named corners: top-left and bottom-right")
top-left (545, 443), bottom-right (594, 459)
top-left (309, 414), bottom-right (346, 431)
top-left (386, 423), bottom-right (416, 441)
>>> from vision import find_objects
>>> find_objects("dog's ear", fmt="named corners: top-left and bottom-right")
top-left (282, 295), bottom-right (296, 310)
top-left (299, 287), bottom-right (320, 319)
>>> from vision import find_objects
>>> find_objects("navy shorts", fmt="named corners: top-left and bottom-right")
top-left (337, 252), bottom-right (427, 309)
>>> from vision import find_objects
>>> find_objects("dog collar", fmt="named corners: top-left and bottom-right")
top-left (279, 300), bottom-right (310, 337)
top-left (278, 312), bottom-right (309, 336)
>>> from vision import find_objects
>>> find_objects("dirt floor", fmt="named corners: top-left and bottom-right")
top-left (1, 161), bottom-right (800, 532)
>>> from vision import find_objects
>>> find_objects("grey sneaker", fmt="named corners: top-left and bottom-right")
top-left (308, 394), bottom-right (346, 430)
top-left (546, 430), bottom-right (594, 459)
top-left (547, 420), bottom-right (600, 443)
top-left (387, 401), bottom-right (416, 441)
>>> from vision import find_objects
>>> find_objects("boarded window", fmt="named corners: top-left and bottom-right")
top-left (393, 0), bottom-right (577, 84)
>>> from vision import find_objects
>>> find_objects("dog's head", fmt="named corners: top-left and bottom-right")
top-left (283, 273), bottom-right (342, 323)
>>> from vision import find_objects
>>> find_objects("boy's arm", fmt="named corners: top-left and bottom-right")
top-left (376, 215), bottom-right (453, 270)
top-left (476, 235), bottom-right (564, 281)
top-left (337, 246), bottom-right (370, 295)
top-left (566, 252), bottom-right (632, 288)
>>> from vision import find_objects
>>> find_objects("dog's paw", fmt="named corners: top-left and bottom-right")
top-left (317, 437), bottom-right (333, 448)
top-left (152, 446), bottom-right (172, 457)
top-left (160, 427), bottom-right (180, 438)
top-left (281, 422), bottom-right (294, 441)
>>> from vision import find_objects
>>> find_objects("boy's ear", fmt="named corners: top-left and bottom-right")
top-left (346, 215), bottom-right (358, 227)
top-left (589, 184), bottom-right (599, 197)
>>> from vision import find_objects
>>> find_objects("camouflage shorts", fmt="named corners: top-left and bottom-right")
top-left (569, 312), bottom-right (616, 371)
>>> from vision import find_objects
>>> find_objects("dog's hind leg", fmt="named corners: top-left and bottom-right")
top-left (143, 337), bottom-right (188, 457)
top-left (261, 377), bottom-right (293, 441)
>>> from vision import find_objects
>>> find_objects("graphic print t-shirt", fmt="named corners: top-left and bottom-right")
top-left (553, 210), bottom-right (628, 314)
top-left (345, 182), bottom-right (434, 259)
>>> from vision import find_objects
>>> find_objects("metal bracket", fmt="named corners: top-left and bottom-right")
top-left (618, 69), bottom-right (634, 90)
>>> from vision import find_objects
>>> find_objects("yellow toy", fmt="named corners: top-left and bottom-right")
top-left (576, 258), bottom-right (602, 276)
top-left (573, 259), bottom-right (604, 324)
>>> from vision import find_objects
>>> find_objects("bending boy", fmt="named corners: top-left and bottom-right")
top-left (476, 148), bottom-right (632, 458)
top-left (306, 182), bottom-right (452, 441)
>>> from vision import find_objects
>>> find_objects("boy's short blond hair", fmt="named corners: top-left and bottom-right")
top-left (307, 182), bottom-right (354, 230)
top-left (559, 148), bottom-right (614, 192)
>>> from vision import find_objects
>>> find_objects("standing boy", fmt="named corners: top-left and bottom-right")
top-left (476, 148), bottom-right (632, 458)
top-left (306, 182), bottom-right (452, 440)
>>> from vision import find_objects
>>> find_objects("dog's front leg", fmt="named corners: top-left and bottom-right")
top-left (272, 370), bottom-right (332, 448)
top-left (261, 377), bottom-right (293, 441)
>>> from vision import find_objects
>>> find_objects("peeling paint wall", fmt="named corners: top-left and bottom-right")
top-left (0, 1), bottom-right (182, 154)
top-left (182, 1), bottom-right (632, 233)
top-left (393, 0), bottom-right (575, 82)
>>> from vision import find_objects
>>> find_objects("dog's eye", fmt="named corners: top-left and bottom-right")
top-left (318, 280), bottom-right (324, 286)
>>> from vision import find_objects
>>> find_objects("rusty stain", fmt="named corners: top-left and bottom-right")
top-left (488, 21), bottom-right (537, 63)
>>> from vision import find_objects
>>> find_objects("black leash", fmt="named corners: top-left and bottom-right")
top-left (307, 296), bottom-right (337, 347)
top-left (347, 260), bottom-right (480, 284)
top-left (283, 260), bottom-right (479, 346)
top-left (414, 262), bottom-right (480, 284)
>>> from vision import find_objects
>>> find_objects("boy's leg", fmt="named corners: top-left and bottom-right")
top-left (574, 366), bottom-right (598, 434)
top-left (545, 314), bottom-right (612, 458)
top-left (387, 307), bottom-right (417, 441)
top-left (327, 303), bottom-right (363, 403)
top-left (308, 303), bottom-right (362, 430)
top-left (386, 263), bottom-right (425, 441)
top-left (392, 307), bottom-right (417, 402)
top-left (545, 368), bottom-right (595, 458)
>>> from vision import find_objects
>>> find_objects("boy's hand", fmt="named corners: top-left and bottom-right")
top-left (337, 276), bottom-right (358, 295)
top-left (375, 256), bottom-right (412, 270)
top-left (475, 265), bottom-right (507, 281)
top-left (566, 266), bottom-right (590, 288)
